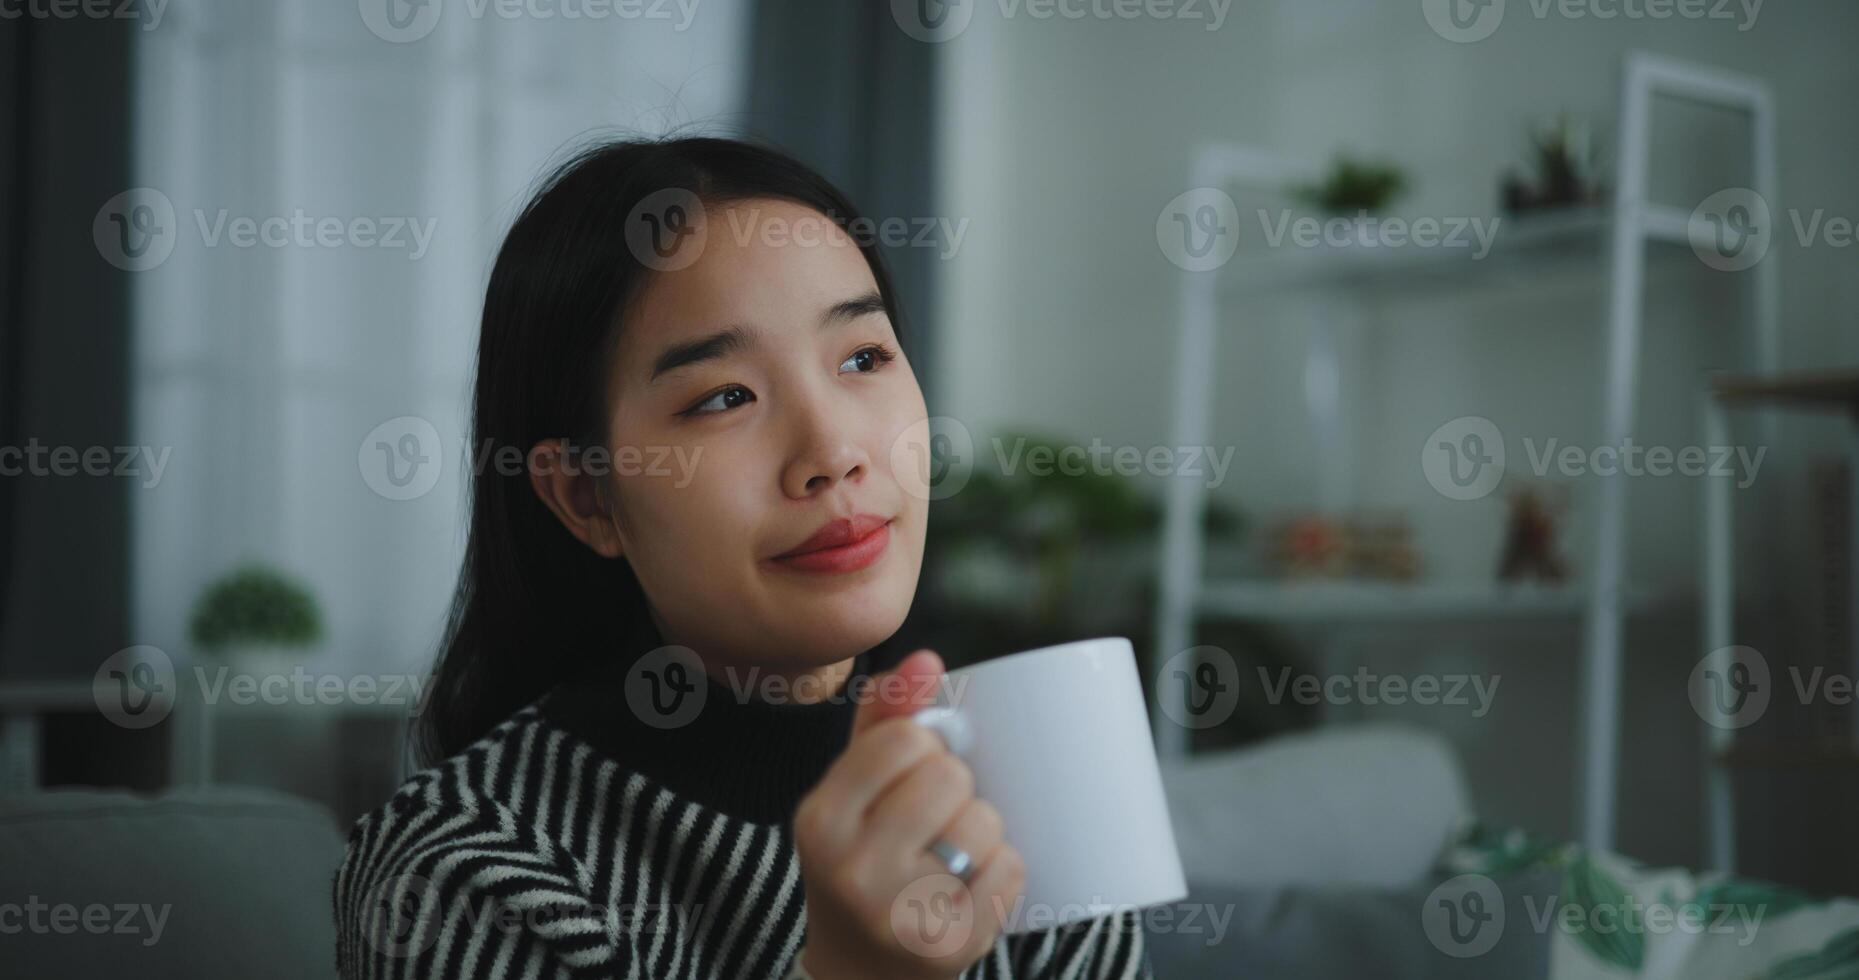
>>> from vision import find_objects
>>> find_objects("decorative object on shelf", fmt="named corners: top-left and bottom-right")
top-left (1501, 113), bottom-right (1606, 214)
top-left (1496, 485), bottom-right (1571, 583)
top-left (1346, 510), bottom-right (1421, 581)
top-left (189, 564), bottom-right (324, 672)
top-left (930, 430), bottom-right (1245, 656)
top-left (1270, 514), bottom-right (1349, 578)
top-left (1268, 510), bottom-right (1421, 581)
top-left (1290, 153), bottom-right (1409, 215)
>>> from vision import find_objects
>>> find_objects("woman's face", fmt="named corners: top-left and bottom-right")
top-left (594, 197), bottom-right (929, 679)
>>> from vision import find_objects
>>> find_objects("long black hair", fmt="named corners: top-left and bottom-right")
top-left (416, 136), bottom-right (908, 765)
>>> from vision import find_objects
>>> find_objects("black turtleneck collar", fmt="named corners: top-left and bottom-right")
top-left (538, 619), bottom-right (874, 826)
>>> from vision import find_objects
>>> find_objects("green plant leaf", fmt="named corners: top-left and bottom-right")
top-left (1560, 854), bottom-right (1645, 972)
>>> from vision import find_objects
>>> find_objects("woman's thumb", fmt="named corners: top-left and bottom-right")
top-left (851, 649), bottom-right (944, 737)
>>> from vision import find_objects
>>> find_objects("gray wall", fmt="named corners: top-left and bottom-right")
top-left (933, 0), bottom-right (1859, 883)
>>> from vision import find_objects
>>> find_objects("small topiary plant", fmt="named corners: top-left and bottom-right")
top-left (188, 564), bottom-right (323, 655)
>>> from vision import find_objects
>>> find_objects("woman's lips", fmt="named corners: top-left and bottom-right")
top-left (768, 519), bottom-right (892, 574)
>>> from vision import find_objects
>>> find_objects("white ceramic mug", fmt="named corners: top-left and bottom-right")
top-left (910, 636), bottom-right (1187, 934)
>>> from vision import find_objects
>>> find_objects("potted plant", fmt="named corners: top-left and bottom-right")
top-left (188, 564), bottom-right (324, 677)
top-left (1291, 154), bottom-right (1410, 216)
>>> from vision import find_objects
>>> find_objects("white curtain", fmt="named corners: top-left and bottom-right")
top-left (130, 0), bottom-right (748, 679)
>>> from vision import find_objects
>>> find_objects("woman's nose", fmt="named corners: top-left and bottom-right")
top-left (780, 409), bottom-right (872, 499)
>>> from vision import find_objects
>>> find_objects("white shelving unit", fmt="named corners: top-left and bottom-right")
top-left (1153, 52), bottom-right (1777, 853)
top-left (1700, 370), bottom-right (1859, 873)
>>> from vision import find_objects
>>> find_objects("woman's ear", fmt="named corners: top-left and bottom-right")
top-left (528, 438), bottom-right (626, 558)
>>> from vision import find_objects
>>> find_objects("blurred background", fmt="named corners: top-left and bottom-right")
top-left (4, 0), bottom-right (1859, 976)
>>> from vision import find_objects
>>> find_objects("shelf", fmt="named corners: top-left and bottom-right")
top-left (1713, 740), bottom-right (1859, 770)
top-left (1711, 369), bottom-right (1859, 414)
top-left (1216, 204), bottom-right (1699, 296)
top-left (1195, 579), bottom-right (1677, 623)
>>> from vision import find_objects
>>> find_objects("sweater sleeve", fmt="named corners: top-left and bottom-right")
top-left (333, 802), bottom-right (639, 980)
top-left (998, 907), bottom-right (1153, 979)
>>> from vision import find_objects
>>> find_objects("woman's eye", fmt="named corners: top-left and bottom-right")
top-left (683, 385), bottom-right (753, 417)
top-left (840, 343), bottom-right (898, 375)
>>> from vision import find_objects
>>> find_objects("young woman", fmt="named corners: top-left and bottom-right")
top-left (331, 137), bottom-right (1153, 979)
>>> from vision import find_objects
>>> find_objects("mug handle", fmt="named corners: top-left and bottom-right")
top-left (910, 704), bottom-right (973, 756)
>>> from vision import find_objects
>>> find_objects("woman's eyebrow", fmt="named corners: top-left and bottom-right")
top-left (821, 290), bottom-right (886, 326)
top-left (647, 291), bottom-right (887, 384)
top-left (649, 325), bottom-right (756, 384)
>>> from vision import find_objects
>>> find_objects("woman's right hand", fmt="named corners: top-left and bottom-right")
top-left (791, 649), bottom-right (1026, 980)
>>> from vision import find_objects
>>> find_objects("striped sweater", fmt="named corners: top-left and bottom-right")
top-left (332, 648), bottom-right (1154, 980)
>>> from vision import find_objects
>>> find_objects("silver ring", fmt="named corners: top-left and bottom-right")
top-left (927, 837), bottom-right (974, 883)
